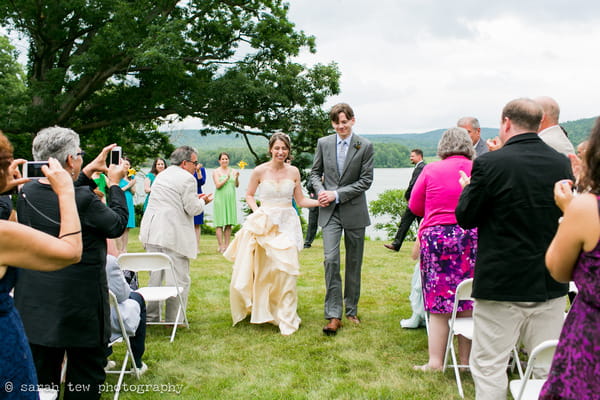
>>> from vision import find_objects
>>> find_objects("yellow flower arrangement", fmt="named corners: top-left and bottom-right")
top-left (237, 160), bottom-right (248, 170)
top-left (128, 168), bottom-right (136, 177)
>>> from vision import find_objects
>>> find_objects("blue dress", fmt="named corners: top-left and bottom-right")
top-left (193, 167), bottom-right (207, 225)
top-left (120, 177), bottom-right (136, 228)
top-left (0, 267), bottom-right (39, 399)
top-left (143, 172), bottom-right (156, 212)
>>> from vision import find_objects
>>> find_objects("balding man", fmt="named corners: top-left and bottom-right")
top-left (458, 117), bottom-right (488, 157)
top-left (535, 96), bottom-right (575, 156)
top-left (140, 146), bottom-right (212, 323)
top-left (456, 98), bottom-right (573, 400)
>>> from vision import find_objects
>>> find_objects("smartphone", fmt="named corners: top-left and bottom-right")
top-left (23, 161), bottom-right (49, 180)
top-left (110, 146), bottom-right (122, 165)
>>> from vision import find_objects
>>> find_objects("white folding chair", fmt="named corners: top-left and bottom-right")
top-left (38, 388), bottom-right (58, 400)
top-left (106, 290), bottom-right (141, 400)
top-left (117, 252), bottom-right (188, 342)
top-left (509, 339), bottom-right (558, 400)
top-left (443, 278), bottom-right (524, 398)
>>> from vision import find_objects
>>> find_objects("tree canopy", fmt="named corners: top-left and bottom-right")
top-left (0, 0), bottom-right (340, 166)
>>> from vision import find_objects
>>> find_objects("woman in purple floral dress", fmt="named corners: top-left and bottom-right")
top-left (540, 117), bottom-right (600, 399)
top-left (408, 127), bottom-right (477, 372)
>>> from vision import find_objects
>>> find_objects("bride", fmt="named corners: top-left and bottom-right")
top-left (224, 132), bottom-right (321, 335)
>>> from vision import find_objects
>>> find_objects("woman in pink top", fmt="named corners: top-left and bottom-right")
top-left (409, 127), bottom-right (478, 372)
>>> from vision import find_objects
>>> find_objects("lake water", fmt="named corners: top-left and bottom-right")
top-left (134, 168), bottom-right (414, 240)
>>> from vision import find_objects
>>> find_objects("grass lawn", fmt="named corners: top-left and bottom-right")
top-left (104, 229), bottom-right (475, 399)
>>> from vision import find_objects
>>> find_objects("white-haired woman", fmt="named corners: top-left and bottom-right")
top-left (409, 127), bottom-right (478, 371)
top-left (14, 126), bottom-right (128, 399)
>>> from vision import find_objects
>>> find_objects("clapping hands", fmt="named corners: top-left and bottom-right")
top-left (553, 180), bottom-right (574, 212)
top-left (486, 137), bottom-right (502, 151)
top-left (458, 170), bottom-right (471, 188)
top-left (199, 193), bottom-right (213, 204)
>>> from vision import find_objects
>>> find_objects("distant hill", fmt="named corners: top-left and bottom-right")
top-left (362, 128), bottom-right (499, 156)
top-left (165, 116), bottom-right (597, 159)
top-left (562, 117), bottom-right (597, 146)
top-left (166, 129), bottom-right (268, 150)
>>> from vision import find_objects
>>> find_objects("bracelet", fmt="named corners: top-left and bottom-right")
top-left (58, 230), bottom-right (82, 239)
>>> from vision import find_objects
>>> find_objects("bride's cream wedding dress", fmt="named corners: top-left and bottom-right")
top-left (224, 179), bottom-right (303, 335)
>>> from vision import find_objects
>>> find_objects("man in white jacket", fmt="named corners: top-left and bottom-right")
top-left (535, 96), bottom-right (575, 156)
top-left (139, 146), bottom-right (212, 323)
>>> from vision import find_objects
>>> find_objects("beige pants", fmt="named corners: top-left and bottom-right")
top-left (145, 245), bottom-right (190, 324)
top-left (470, 297), bottom-right (566, 400)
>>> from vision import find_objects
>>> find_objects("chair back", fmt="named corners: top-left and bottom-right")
top-left (512, 339), bottom-right (558, 400)
top-left (455, 278), bottom-right (473, 302)
top-left (117, 252), bottom-right (174, 273)
top-left (526, 339), bottom-right (558, 373)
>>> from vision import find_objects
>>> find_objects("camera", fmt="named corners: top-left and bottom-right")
top-left (23, 161), bottom-right (49, 180)
top-left (110, 146), bottom-right (122, 165)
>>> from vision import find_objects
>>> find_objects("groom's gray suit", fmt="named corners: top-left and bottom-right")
top-left (310, 132), bottom-right (374, 319)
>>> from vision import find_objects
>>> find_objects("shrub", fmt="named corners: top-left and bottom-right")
top-left (369, 189), bottom-right (417, 241)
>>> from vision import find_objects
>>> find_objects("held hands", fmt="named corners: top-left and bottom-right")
top-left (554, 179), bottom-right (574, 212)
top-left (43, 158), bottom-right (75, 196)
top-left (318, 190), bottom-right (335, 206)
top-left (458, 170), bottom-right (471, 188)
top-left (199, 193), bottom-right (213, 204)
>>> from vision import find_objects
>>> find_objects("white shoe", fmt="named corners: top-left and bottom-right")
top-left (134, 362), bottom-right (148, 376)
top-left (105, 360), bottom-right (116, 371)
top-left (400, 314), bottom-right (425, 329)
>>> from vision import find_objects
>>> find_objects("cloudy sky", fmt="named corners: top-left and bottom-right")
top-left (281, 0), bottom-right (600, 134)
top-left (6, 2), bottom-right (599, 135)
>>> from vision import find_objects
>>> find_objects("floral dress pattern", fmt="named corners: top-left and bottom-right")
top-left (539, 197), bottom-right (600, 400)
top-left (419, 224), bottom-right (477, 314)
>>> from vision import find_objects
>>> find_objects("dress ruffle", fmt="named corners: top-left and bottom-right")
top-left (224, 204), bottom-right (302, 335)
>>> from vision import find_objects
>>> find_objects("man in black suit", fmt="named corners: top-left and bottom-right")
top-left (455, 98), bottom-right (572, 400)
top-left (383, 149), bottom-right (425, 251)
top-left (303, 178), bottom-right (319, 248)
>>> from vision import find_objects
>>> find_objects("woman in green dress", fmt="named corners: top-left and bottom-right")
top-left (212, 152), bottom-right (239, 253)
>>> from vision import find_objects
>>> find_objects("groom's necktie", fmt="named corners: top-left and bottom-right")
top-left (337, 140), bottom-right (348, 174)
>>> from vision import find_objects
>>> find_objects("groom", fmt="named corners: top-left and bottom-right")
top-left (310, 103), bottom-right (374, 335)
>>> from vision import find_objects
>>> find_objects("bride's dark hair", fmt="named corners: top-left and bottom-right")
top-left (269, 132), bottom-right (292, 153)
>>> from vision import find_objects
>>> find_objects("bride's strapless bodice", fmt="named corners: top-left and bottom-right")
top-left (258, 179), bottom-right (295, 207)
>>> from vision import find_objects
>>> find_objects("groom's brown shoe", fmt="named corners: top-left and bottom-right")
top-left (347, 315), bottom-right (361, 325)
top-left (323, 318), bottom-right (342, 336)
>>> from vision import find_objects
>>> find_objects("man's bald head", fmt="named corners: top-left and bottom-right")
top-left (535, 96), bottom-right (560, 131)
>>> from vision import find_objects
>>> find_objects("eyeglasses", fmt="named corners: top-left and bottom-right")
top-left (185, 159), bottom-right (198, 165)
top-left (76, 151), bottom-right (86, 158)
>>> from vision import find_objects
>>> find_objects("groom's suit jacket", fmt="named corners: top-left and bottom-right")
top-left (310, 133), bottom-right (374, 229)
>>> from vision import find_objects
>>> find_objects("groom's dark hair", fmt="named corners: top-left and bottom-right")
top-left (330, 103), bottom-right (354, 122)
